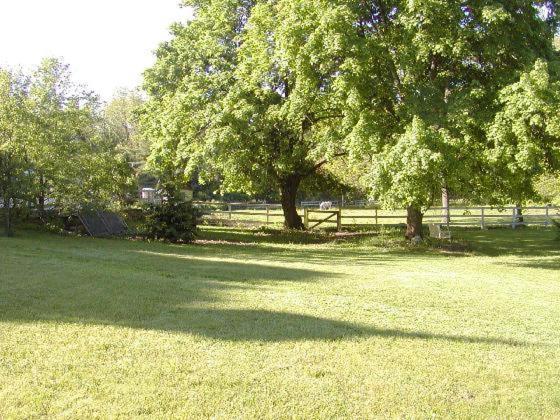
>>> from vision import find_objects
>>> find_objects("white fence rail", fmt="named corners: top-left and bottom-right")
top-left (197, 203), bottom-right (560, 229)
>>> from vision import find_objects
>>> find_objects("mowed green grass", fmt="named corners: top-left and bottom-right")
top-left (1, 227), bottom-right (559, 418)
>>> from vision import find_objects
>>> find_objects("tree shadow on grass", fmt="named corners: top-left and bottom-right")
top-left (455, 229), bottom-right (560, 272)
top-left (197, 226), bottom-right (336, 245)
top-left (497, 257), bottom-right (560, 271)
top-left (0, 235), bottom-right (535, 347)
top-left (146, 308), bottom-right (534, 346)
top-left (1, 231), bottom-right (551, 346)
top-left (457, 228), bottom-right (560, 258)
top-left (197, 227), bottom-right (560, 265)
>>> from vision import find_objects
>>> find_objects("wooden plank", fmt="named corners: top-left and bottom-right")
top-left (309, 213), bottom-right (337, 230)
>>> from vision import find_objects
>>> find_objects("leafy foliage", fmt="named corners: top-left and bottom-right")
top-left (0, 69), bottom-right (34, 236)
top-left (102, 89), bottom-right (150, 165)
top-left (534, 172), bottom-right (560, 204)
top-left (332, 1), bottom-right (560, 212)
top-left (142, 0), bottom-right (350, 228)
top-left (26, 58), bottom-right (134, 212)
top-left (141, 201), bottom-right (200, 243)
top-left (1, 59), bottom-right (135, 235)
top-left (143, 0), bottom-right (560, 235)
top-left (487, 60), bottom-right (560, 203)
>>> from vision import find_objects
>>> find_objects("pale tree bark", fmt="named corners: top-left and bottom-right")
top-left (441, 186), bottom-right (450, 225)
top-left (1, 156), bottom-right (14, 237)
top-left (37, 173), bottom-right (46, 217)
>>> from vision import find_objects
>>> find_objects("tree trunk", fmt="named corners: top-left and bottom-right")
top-left (515, 203), bottom-right (524, 225)
top-left (280, 176), bottom-right (304, 230)
top-left (1, 161), bottom-right (14, 237)
top-left (441, 186), bottom-right (450, 225)
top-left (37, 175), bottom-right (46, 217)
top-left (406, 206), bottom-right (424, 239)
top-left (3, 196), bottom-right (13, 237)
top-left (38, 192), bottom-right (45, 217)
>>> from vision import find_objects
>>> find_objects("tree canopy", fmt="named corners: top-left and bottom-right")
top-left (0, 69), bottom-right (33, 236)
top-left (0, 59), bottom-right (133, 236)
top-left (143, 0), bottom-right (353, 228)
top-left (143, 0), bottom-right (560, 234)
top-left (330, 0), bottom-right (560, 236)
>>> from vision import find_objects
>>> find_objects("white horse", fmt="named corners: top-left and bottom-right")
top-left (319, 201), bottom-right (333, 211)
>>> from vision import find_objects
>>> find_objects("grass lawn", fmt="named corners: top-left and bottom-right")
top-left (1, 227), bottom-right (559, 417)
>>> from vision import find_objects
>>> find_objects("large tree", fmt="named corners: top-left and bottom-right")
top-left (325, 0), bottom-right (560, 238)
top-left (142, 0), bottom-right (349, 228)
top-left (487, 60), bottom-right (560, 204)
top-left (290, 0), bottom-right (559, 237)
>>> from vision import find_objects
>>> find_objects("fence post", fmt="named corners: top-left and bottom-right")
top-left (375, 208), bottom-right (378, 226)
top-left (337, 210), bottom-right (342, 232)
top-left (512, 207), bottom-right (517, 229)
top-left (266, 205), bottom-right (270, 225)
top-left (480, 208), bottom-right (486, 230)
top-left (304, 208), bottom-right (309, 229)
top-left (228, 204), bottom-right (232, 220)
top-left (546, 206), bottom-right (550, 226)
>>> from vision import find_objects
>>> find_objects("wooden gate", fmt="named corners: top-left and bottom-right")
top-left (304, 209), bottom-right (342, 231)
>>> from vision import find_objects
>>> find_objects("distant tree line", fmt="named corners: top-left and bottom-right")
top-left (0, 59), bottom-right (146, 236)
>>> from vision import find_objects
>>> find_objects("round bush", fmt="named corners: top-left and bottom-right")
top-left (142, 201), bottom-right (200, 243)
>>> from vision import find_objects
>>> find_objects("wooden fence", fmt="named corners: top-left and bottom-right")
top-left (197, 203), bottom-right (560, 230)
top-left (304, 209), bottom-right (342, 230)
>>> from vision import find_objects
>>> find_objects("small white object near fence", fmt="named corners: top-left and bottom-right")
top-left (320, 201), bottom-right (333, 211)
top-left (140, 188), bottom-right (162, 205)
top-left (429, 224), bottom-right (452, 239)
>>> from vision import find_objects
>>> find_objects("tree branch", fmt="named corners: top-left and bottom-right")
top-left (303, 151), bottom-right (348, 177)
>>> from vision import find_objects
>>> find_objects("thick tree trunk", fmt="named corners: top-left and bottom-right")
top-left (406, 206), bottom-right (424, 239)
top-left (515, 203), bottom-right (524, 224)
top-left (280, 176), bottom-right (304, 230)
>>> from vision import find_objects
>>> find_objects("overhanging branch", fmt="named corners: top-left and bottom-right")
top-left (303, 151), bottom-right (348, 177)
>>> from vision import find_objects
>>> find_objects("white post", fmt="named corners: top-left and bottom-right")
top-left (228, 204), bottom-right (232, 220)
top-left (546, 206), bottom-right (550, 226)
top-left (266, 205), bottom-right (270, 225)
top-left (481, 208), bottom-right (485, 230)
top-left (512, 207), bottom-right (517, 229)
top-left (441, 186), bottom-right (450, 225)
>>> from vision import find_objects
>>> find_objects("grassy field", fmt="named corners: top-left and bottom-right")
top-left (1, 226), bottom-right (560, 418)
